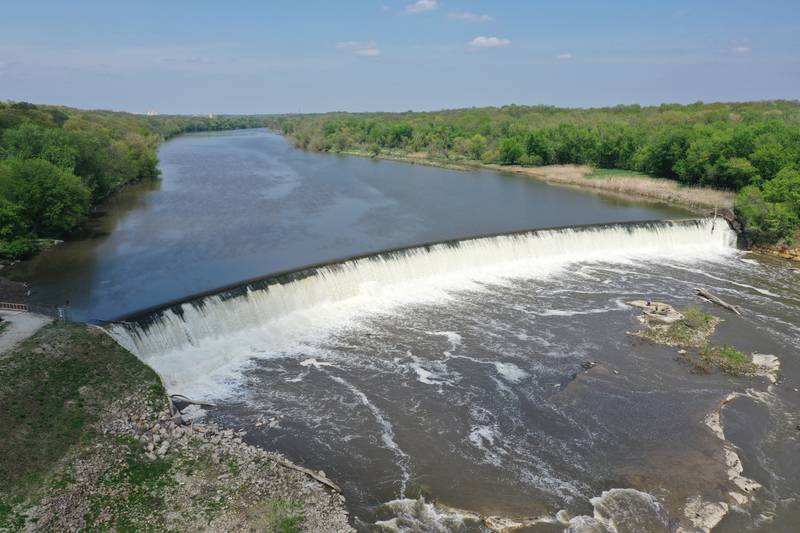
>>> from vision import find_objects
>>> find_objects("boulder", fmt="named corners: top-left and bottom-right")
top-left (628, 300), bottom-right (684, 324)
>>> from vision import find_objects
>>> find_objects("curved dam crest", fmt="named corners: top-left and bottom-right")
top-left (109, 217), bottom-right (736, 391)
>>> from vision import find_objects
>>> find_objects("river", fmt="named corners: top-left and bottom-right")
top-left (12, 129), bottom-right (800, 531)
top-left (10, 129), bottom-right (687, 321)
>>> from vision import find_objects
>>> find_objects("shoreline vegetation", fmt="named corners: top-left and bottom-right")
top-left (0, 101), bottom-right (270, 263)
top-left (268, 100), bottom-right (800, 253)
top-left (336, 147), bottom-right (734, 212)
top-left (0, 322), bottom-right (352, 532)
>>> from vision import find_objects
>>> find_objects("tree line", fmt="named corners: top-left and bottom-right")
top-left (0, 102), bottom-right (268, 259)
top-left (268, 101), bottom-right (800, 245)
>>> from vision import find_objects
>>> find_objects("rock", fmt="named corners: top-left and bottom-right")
top-left (158, 441), bottom-right (170, 456)
top-left (683, 496), bottom-right (729, 532)
top-left (729, 492), bottom-right (748, 506)
top-left (751, 354), bottom-right (780, 383)
top-left (628, 300), bottom-right (684, 324)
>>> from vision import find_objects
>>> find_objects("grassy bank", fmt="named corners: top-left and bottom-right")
top-left (339, 147), bottom-right (732, 211)
top-left (0, 321), bottom-right (351, 532)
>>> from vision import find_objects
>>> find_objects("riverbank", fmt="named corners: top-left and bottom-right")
top-left (337, 148), bottom-right (734, 212)
top-left (753, 242), bottom-right (800, 264)
top-left (0, 321), bottom-right (352, 532)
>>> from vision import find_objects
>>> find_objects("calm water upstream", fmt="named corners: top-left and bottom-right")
top-left (11, 129), bottom-right (687, 321)
top-left (14, 129), bottom-right (800, 531)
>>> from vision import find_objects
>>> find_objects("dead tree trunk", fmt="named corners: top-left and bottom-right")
top-left (696, 288), bottom-right (742, 315)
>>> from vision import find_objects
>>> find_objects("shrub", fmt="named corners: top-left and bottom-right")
top-left (497, 138), bottom-right (524, 165)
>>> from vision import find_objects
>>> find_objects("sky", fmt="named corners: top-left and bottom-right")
top-left (1, 1), bottom-right (798, 114)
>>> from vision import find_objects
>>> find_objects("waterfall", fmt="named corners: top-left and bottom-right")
top-left (109, 218), bottom-right (736, 388)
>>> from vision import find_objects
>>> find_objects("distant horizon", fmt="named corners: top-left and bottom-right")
top-left (6, 96), bottom-right (800, 118)
top-left (2, 1), bottom-right (798, 114)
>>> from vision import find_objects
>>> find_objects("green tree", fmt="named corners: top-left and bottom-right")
top-left (763, 166), bottom-right (800, 213)
top-left (524, 130), bottom-right (554, 164)
top-left (468, 134), bottom-right (487, 160)
top-left (0, 158), bottom-right (91, 236)
top-left (497, 138), bottom-right (523, 165)
top-left (713, 157), bottom-right (760, 190)
top-left (2, 123), bottom-right (80, 170)
top-left (749, 142), bottom-right (788, 181)
top-left (736, 185), bottom-right (798, 244)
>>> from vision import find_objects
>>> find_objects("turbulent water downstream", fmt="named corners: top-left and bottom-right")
top-left (14, 130), bottom-right (799, 531)
top-left (111, 219), bottom-right (800, 532)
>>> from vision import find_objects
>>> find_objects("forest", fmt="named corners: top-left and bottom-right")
top-left (0, 101), bottom-right (267, 259)
top-left (269, 101), bottom-right (800, 245)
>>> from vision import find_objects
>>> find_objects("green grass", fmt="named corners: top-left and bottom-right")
top-left (701, 344), bottom-right (756, 376)
top-left (0, 321), bottom-right (9, 336)
top-left (267, 499), bottom-right (305, 533)
top-left (640, 306), bottom-right (718, 347)
top-left (681, 305), bottom-right (714, 329)
top-left (589, 167), bottom-right (650, 178)
top-left (85, 442), bottom-right (175, 531)
top-left (0, 322), bottom-right (166, 528)
top-left (716, 345), bottom-right (750, 365)
top-left (246, 499), bottom-right (305, 533)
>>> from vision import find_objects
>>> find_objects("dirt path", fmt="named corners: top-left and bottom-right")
top-left (0, 311), bottom-right (52, 355)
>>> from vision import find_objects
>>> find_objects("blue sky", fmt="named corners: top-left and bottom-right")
top-left (1, 1), bottom-right (798, 114)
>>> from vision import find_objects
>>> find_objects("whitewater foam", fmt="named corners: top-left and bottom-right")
top-left (109, 219), bottom-right (736, 398)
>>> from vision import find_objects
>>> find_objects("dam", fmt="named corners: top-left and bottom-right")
top-left (110, 218), bottom-right (736, 382)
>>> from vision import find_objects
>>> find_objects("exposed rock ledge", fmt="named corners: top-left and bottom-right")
top-left (677, 393), bottom-right (763, 533)
top-left (752, 243), bottom-right (800, 264)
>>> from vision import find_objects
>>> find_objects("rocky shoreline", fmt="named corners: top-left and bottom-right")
top-left (0, 322), bottom-right (353, 532)
top-left (752, 243), bottom-right (800, 264)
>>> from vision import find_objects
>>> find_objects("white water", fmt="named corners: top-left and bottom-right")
top-left (109, 219), bottom-right (736, 397)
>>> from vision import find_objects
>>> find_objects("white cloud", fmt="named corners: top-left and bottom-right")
top-left (448, 11), bottom-right (493, 23)
top-left (405, 0), bottom-right (437, 14)
top-left (355, 48), bottom-right (381, 57)
top-left (557, 52), bottom-right (573, 60)
top-left (336, 41), bottom-right (381, 57)
top-left (467, 36), bottom-right (511, 50)
top-left (731, 46), bottom-right (751, 55)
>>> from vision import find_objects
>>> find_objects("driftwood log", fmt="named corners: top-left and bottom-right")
top-left (696, 288), bottom-right (742, 315)
top-left (170, 394), bottom-right (217, 408)
top-left (272, 457), bottom-right (342, 493)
